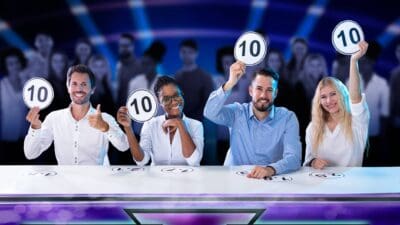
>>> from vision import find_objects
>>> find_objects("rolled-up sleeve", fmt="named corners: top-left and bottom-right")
top-left (103, 114), bottom-right (129, 151)
top-left (350, 94), bottom-right (369, 118)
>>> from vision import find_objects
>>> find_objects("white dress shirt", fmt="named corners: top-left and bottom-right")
top-left (24, 105), bottom-right (129, 165)
top-left (135, 115), bottom-right (204, 166)
top-left (304, 94), bottom-right (370, 167)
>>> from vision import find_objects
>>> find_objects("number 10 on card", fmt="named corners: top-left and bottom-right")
top-left (332, 20), bottom-right (364, 55)
top-left (234, 31), bottom-right (268, 66)
top-left (22, 77), bottom-right (54, 109)
top-left (126, 89), bottom-right (158, 123)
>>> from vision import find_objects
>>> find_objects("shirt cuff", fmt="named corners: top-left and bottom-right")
top-left (350, 93), bottom-right (367, 116)
top-left (267, 162), bottom-right (283, 175)
top-left (266, 166), bottom-right (276, 176)
top-left (28, 126), bottom-right (41, 137)
top-left (184, 149), bottom-right (201, 166)
top-left (307, 158), bottom-right (316, 167)
top-left (134, 151), bottom-right (150, 167)
top-left (218, 85), bottom-right (231, 96)
top-left (105, 123), bottom-right (119, 139)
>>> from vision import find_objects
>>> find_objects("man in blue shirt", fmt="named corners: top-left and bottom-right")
top-left (204, 61), bottom-right (301, 179)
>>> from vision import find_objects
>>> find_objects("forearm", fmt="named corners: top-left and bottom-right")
top-left (124, 126), bottom-right (144, 161)
top-left (222, 80), bottom-right (236, 92)
top-left (349, 58), bottom-right (362, 103)
top-left (178, 122), bottom-right (196, 158)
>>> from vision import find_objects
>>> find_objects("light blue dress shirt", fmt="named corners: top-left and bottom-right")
top-left (204, 87), bottom-right (301, 174)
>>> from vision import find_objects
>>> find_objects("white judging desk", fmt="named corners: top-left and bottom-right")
top-left (1, 166), bottom-right (399, 195)
top-left (1, 166), bottom-right (400, 224)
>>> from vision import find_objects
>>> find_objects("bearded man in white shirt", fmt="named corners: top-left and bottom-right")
top-left (116, 75), bottom-right (204, 166)
top-left (24, 64), bottom-right (129, 165)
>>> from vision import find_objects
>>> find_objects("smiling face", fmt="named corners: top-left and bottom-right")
top-left (158, 84), bottom-right (184, 118)
top-left (249, 75), bottom-right (278, 113)
top-left (67, 72), bottom-right (94, 105)
top-left (319, 84), bottom-right (340, 114)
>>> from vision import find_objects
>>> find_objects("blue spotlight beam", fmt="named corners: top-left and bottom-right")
top-left (66, 0), bottom-right (117, 78)
top-left (246, 0), bottom-right (269, 31)
top-left (128, 0), bottom-right (166, 74)
top-left (0, 18), bottom-right (31, 51)
top-left (284, 0), bottom-right (330, 60)
top-left (377, 17), bottom-right (400, 48)
top-left (129, 0), bottom-right (153, 51)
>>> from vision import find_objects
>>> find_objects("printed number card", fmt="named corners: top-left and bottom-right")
top-left (234, 31), bottom-right (268, 66)
top-left (126, 89), bottom-right (158, 123)
top-left (332, 20), bottom-right (364, 55)
top-left (23, 77), bottom-right (54, 109)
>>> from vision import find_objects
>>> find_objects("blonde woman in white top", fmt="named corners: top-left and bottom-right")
top-left (304, 41), bottom-right (370, 169)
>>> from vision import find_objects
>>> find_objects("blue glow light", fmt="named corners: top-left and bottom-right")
top-left (284, 0), bottom-right (330, 60)
top-left (377, 17), bottom-right (400, 48)
top-left (66, 0), bottom-right (117, 79)
top-left (0, 19), bottom-right (31, 51)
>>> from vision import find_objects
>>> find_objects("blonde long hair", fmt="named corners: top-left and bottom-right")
top-left (311, 77), bottom-right (353, 152)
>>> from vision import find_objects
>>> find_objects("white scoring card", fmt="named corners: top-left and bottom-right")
top-left (332, 20), bottom-right (364, 55)
top-left (126, 89), bottom-right (158, 123)
top-left (234, 31), bottom-right (268, 66)
top-left (22, 77), bottom-right (54, 109)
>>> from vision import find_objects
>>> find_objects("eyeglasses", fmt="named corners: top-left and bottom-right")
top-left (160, 93), bottom-right (183, 105)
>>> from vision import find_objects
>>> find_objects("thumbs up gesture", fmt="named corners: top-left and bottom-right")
top-left (88, 104), bottom-right (109, 132)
